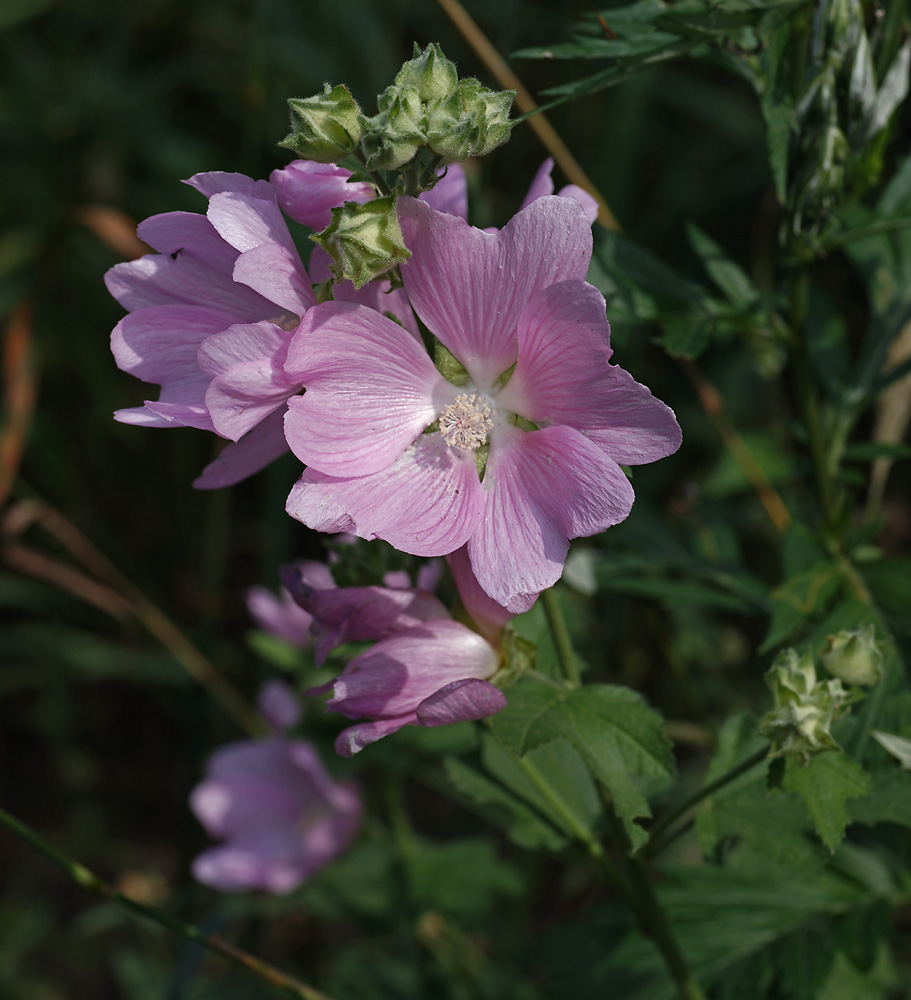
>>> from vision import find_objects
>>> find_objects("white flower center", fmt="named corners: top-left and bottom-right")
top-left (439, 393), bottom-right (493, 451)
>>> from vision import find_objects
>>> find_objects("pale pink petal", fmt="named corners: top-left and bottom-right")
top-left (495, 281), bottom-right (614, 427)
top-left (558, 184), bottom-right (599, 224)
top-left (199, 321), bottom-right (299, 441)
top-left (113, 406), bottom-right (174, 427)
top-left (233, 243), bottom-right (315, 317)
top-left (283, 302), bottom-right (452, 477)
top-left (399, 195), bottom-right (593, 389)
top-left (257, 680), bottom-right (302, 731)
top-left (416, 678), bottom-right (507, 725)
top-left (420, 164), bottom-right (468, 219)
top-left (247, 585), bottom-right (313, 647)
top-left (144, 400), bottom-right (215, 431)
top-left (184, 171), bottom-right (275, 200)
top-left (519, 158), bottom-right (556, 208)
top-left (469, 425), bottom-right (635, 610)
top-left (447, 545), bottom-right (516, 642)
top-left (106, 213), bottom-right (277, 318)
top-left (286, 433), bottom-right (484, 557)
top-left (207, 190), bottom-right (296, 255)
top-left (193, 409), bottom-right (289, 489)
top-left (335, 714), bottom-right (418, 757)
top-left (111, 305), bottom-right (237, 406)
top-left (325, 620), bottom-right (498, 719)
top-left (270, 161), bottom-right (373, 230)
top-left (580, 368), bottom-right (683, 465)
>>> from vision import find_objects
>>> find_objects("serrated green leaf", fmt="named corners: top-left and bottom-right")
top-left (487, 673), bottom-right (564, 755)
top-left (782, 752), bottom-right (872, 852)
top-left (848, 767), bottom-right (911, 828)
top-left (523, 685), bottom-right (674, 849)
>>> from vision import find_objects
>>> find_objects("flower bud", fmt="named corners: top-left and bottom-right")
top-left (759, 648), bottom-right (860, 762)
top-left (426, 78), bottom-right (514, 162)
top-left (311, 196), bottom-right (410, 289)
top-left (361, 86), bottom-right (426, 171)
top-left (280, 84), bottom-right (363, 163)
top-left (395, 43), bottom-right (460, 104)
top-left (820, 624), bottom-right (884, 687)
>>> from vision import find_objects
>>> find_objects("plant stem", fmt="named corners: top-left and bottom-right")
top-left (601, 807), bottom-right (707, 1000)
top-left (541, 586), bottom-right (580, 687)
top-left (0, 805), bottom-right (333, 1000)
top-left (642, 746), bottom-right (768, 859)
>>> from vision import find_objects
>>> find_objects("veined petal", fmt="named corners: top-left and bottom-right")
top-left (495, 281), bottom-right (613, 426)
top-left (581, 368), bottom-right (682, 465)
top-left (184, 171), bottom-right (275, 201)
top-left (469, 425), bottom-right (635, 610)
top-left (199, 321), bottom-right (299, 441)
top-left (283, 302), bottom-right (452, 477)
top-left (233, 243), bottom-right (315, 317)
top-left (270, 161), bottom-right (373, 231)
top-left (398, 195), bottom-right (593, 390)
top-left (144, 400), bottom-right (215, 431)
top-left (416, 678), bottom-right (507, 725)
top-left (207, 190), bottom-right (297, 256)
top-left (286, 433), bottom-right (484, 557)
top-left (193, 409), bottom-right (289, 489)
top-left (325, 620), bottom-right (498, 719)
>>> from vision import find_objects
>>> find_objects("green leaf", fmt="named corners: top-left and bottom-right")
top-left (685, 221), bottom-right (760, 309)
top-left (848, 767), bottom-right (911, 828)
top-left (526, 685), bottom-right (674, 848)
top-left (815, 946), bottom-right (899, 1000)
top-left (782, 752), bottom-right (872, 852)
top-left (760, 560), bottom-right (842, 653)
top-left (487, 673), bottom-right (563, 756)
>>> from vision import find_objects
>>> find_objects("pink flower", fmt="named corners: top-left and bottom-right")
top-left (189, 682), bottom-right (360, 893)
top-left (247, 560), bottom-right (336, 647)
top-left (283, 195), bottom-right (681, 611)
top-left (292, 573), bottom-right (507, 756)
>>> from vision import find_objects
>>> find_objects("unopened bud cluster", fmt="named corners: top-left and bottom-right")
top-left (759, 648), bottom-right (860, 763)
top-left (280, 43), bottom-right (514, 288)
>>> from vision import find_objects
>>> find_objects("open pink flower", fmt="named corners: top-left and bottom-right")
top-left (283, 195), bottom-right (681, 611)
top-left (290, 572), bottom-right (507, 756)
top-left (189, 682), bottom-right (360, 893)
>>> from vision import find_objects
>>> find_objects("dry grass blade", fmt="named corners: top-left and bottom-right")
top-left (1, 302), bottom-right (38, 508)
top-left (75, 205), bottom-right (149, 260)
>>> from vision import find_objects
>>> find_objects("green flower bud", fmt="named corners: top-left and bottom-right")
top-left (759, 648), bottom-right (860, 763)
top-left (361, 86), bottom-right (426, 171)
top-left (426, 78), bottom-right (515, 162)
top-left (312, 196), bottom-right (410, 290)
top-left (394, 43), bottom-right (459, 104)
top-left (820, 625), bottom-right (884, 687)
top-left (280, 84), bottom-right (363, 163)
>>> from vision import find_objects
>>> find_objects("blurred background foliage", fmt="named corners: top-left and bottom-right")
top-left (2, 0), bottom-right (910, 997)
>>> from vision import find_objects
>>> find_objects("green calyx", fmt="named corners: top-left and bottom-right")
top-left (759, 648), bottom-right (862, 763)
top-left (280, 84), bottom-right (363, 163)
top-left (312, 196), bottom-right (410, 289)
top-left (434, 343), bottom-right (469, 386)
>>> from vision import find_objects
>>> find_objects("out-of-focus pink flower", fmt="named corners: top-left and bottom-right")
top-left (283, 196), bottom-right (681, 611)
top-left (247, 561), bottom-right (336, 647)
top-left (190, 682), bottom-right (360, 893)
top-left (293, 576), bottom-right (507, 757)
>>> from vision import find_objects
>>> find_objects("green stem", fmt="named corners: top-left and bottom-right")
top-left (0, 805), bottom-right (332, 1000)
top-left (642, 746), bottom-right (768, 859)
top-left (541, 587), bottom-right (580, 687)
top-left (601, 808), bottom-right (707, 1000)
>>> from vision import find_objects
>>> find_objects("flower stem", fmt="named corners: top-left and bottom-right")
top-left (0, 804), bottom-right (333, 1000)
top-left (541, 586), bottom-right (580, 687)
top-left (642, 746), bottom-right (769, 859)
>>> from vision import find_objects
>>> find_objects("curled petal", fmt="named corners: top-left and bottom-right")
top-left (416, 678), bottom-right (507, 726)
top-left (286, 433), bottom-right (484, 557)
top-left (270, 161), bottom-right (373, 230)
top-left (335, 715), bottom-right (418, 757)
top-left (447, 545), bottom-right (516, 642)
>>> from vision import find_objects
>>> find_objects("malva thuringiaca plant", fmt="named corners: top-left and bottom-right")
top-left (4, 10), bottom-right (911, 999)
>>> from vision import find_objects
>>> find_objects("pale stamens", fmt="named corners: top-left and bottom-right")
top-left (439, 393), bottom-right (494, 451)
